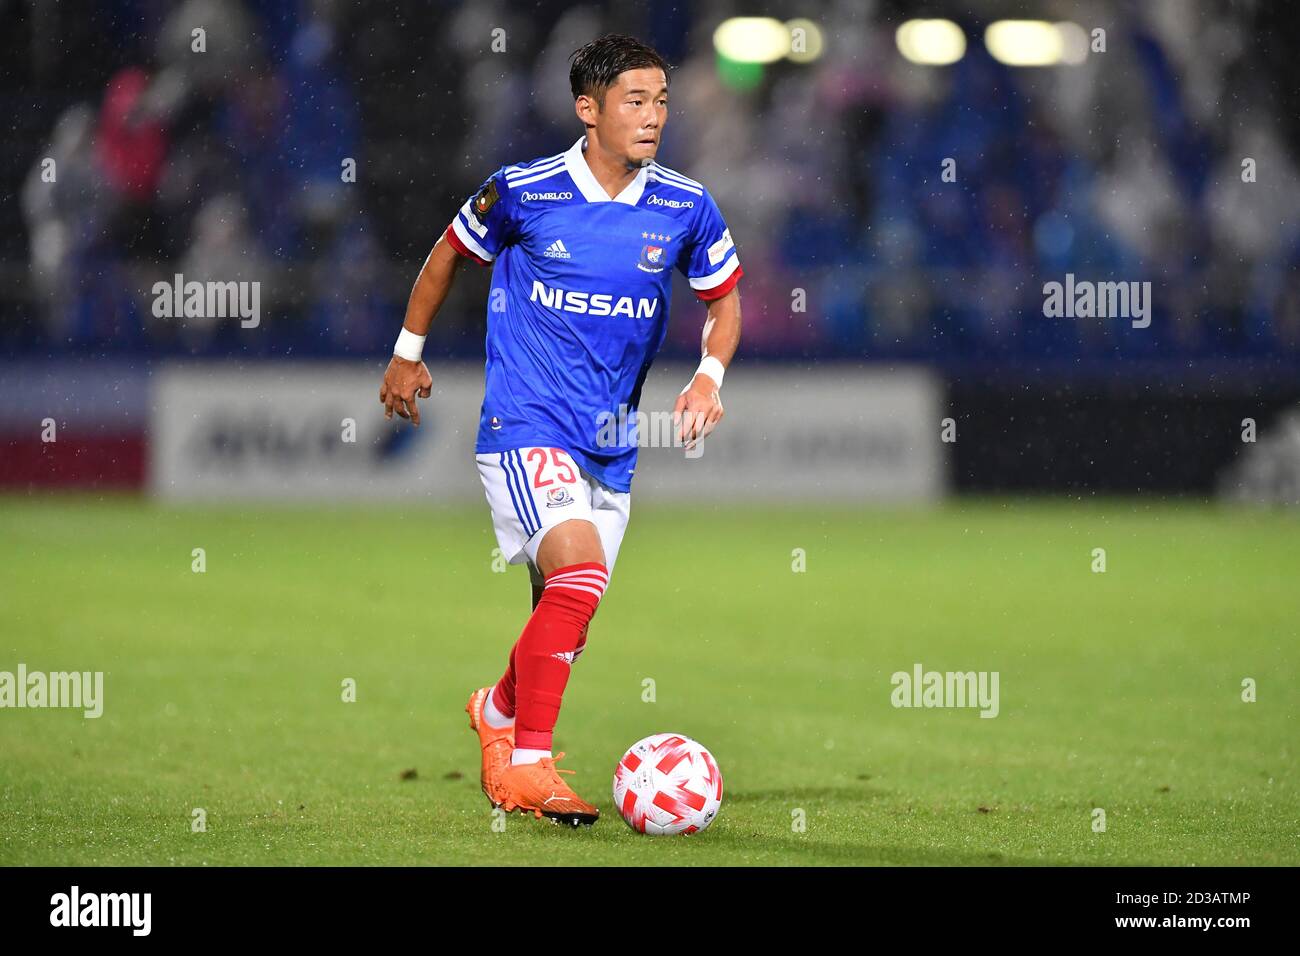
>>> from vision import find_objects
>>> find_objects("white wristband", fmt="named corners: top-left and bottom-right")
top-left (694, 355), bottom-right (726, 390)
top-left (393, 327), bottom-right (426, 362)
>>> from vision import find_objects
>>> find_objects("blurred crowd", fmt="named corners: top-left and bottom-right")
top-left (7, 0), bottom-right (1300, 360)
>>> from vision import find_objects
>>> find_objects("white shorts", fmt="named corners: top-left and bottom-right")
top-left (476, 446), bottom-right (631, 585)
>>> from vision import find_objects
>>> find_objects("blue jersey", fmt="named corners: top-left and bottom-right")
top-left (445, 135), bottom-right (742, 493)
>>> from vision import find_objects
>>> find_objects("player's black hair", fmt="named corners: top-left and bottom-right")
top-left (569, 34), bottom-right (671, 108)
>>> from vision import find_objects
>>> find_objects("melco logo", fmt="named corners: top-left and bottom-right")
top-left (520, 191), bottom-right (573, 202)
top-left (647, 195), bottom-right (694, 208)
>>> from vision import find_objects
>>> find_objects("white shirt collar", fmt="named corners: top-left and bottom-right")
top-left (564, 135), bottom-right (648, 205)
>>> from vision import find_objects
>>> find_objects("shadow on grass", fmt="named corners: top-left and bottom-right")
top-left (722, 784), bottom-right (892, 804)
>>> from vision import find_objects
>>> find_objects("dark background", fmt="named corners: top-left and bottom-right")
top-left (3, 0), bottom-right (1300, 492)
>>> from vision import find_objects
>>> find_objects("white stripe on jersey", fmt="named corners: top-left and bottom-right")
top-left (646, 172), bottom-right (703, 196)
top-left (505, 154), bottom-right (565, 182)
top-left (507, 165), bottom-right (568, 189)
top-left (650, 163), bottom-right (703, 189)
top-left (689, 252), bottom-right (739, 290)
top-left (451, 215), bottom-right (495, 261)
top-left (458, 199), bottom-right (489, 238)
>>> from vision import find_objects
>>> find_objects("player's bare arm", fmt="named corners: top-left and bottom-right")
top-left (674, 285), bottom-right (741, 448)
top-left (379, 232), bottom-right (462, 425)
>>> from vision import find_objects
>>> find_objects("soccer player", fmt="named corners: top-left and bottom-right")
top-left (379, 34), bottom-right (742, 826)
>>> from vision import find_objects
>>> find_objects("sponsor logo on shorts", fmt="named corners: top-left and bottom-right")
top-left (545, 487), bottom-right (575, 508)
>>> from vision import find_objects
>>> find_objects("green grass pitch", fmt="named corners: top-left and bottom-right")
top-left (1, 496), bottom-right (1296, 866)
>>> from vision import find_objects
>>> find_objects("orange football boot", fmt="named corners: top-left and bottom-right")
top-left (497, 752), bottom-right (600, 827)
top-left (465, 687), bottom-right (514, 807)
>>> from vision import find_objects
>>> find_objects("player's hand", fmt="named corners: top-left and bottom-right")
top-left (672, 373), bottom-right (724, 451)
top-left (380, 355), bottom-right (433, 426)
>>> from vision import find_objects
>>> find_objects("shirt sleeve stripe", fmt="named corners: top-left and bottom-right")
top-left (646, 173), bottom-right (703, 196)
top-left (506, 156), bottom-right (566, 183)
top-left (457, 199), bottom-right (490, 238)
top-left (650, 163), bottom-right (703, 189)
top-left (693, 262), bottom-right (743, 301)
top-left (689, 253), bottom-right (740, 291)
top-left (506, 166), bottom-right (567, 189)
top-left (445, 221), bottom-right (492, 266)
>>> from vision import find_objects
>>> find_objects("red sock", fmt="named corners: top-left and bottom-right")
top-left (491, 643), bottom-right (519, 719)
top-left (494, 562), bottom-right (607, 751)
top-left (491, 569), bottom-right (603, 721)
top-left (491, 620), bottom-right (590, 721)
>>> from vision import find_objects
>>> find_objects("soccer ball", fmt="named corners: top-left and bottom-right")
top-left (612, 733), bottom-right (723, 835)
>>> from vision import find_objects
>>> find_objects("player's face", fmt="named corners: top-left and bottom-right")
top-left (599, 68), bottom-right (668, 168)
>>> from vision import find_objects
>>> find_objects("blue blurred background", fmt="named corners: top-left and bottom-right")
top-left (4, 0), bottom-right (1300, 500)
top-left (5, 0), bottom-right (1300, 363)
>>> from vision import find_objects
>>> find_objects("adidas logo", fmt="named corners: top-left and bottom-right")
top-left (544, 239), bottom-right (572, 259)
